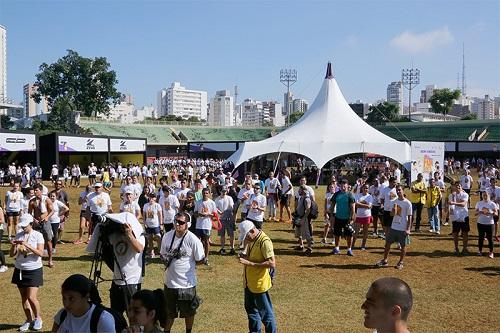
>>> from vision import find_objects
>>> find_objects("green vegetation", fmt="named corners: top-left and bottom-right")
top-left (429, 88), bottom-right (461, 115)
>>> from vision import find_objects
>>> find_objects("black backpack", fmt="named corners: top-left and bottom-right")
top-left (308, 200), bottom-right (319, 219)
top-left (59, 304), bottom-right (128, 333)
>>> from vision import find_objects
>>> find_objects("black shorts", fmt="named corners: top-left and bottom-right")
top-left (12, 267), bottom-right (43, 288)
top-left (51, 175), bottom-right (58, 182)
top-left (80, 210), bottom-right (91, 220)
top-left (6, 211), bottom-right (20, 217)
top-left (382, 210), bottom-right (392, 228)
top-left (280, 194), bottom-right (290, 207)
top-left (332, 218), bottom-right (353, 237)
top-left (452, 217), bottom-right (470, 233)
top-left (110, 282), bottom-right (141, 314)
top-left (164, 286), bottom-right (201, 318)
top-left (89, 175), bottom-right (96, 180)
top-left (371, 206), bottom-right (381, 217)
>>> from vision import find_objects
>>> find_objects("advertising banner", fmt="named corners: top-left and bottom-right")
top-left (410, 141), bottom-right (445, 183)
top-left (59, 136), bottom-right (108, 152)
top-left (0, 133), bottom-right (37, 152)
top-left (109, 138), bottom-right (146, 152)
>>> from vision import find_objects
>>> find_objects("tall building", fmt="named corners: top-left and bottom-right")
top-left (23, 83), bottom-right (48, 117)
top-left (386, 81), bottom-right (403, 114)
top-left (292, 98), bottom-right (308, 113)
top-left (263, 101), bottom-right (284, 127)
top-left (157, 82), bottom-right (207, 120)
top-left (241, 99), bottom-right (270, 127)
top-left (419, 84), bottom-right (436, 103)
top-left (471, 95), bottom-right (497, 120)
top-left (283, 92), bottom-right (293, 117)
top-left (0, 25), bottom-right (7, 102)
top-left (208, 90), bottom-right (234, 126)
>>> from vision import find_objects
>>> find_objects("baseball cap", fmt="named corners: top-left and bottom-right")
top-left (19, 214), bottom-right (34, 227)
top-left (94, 182), bottom-right (103, 187)
top-left (238, 220), bottom-right (255, 247)
top-left (125, 189), bottom-right (134, 195)
top-left (221, 185), bottom-right (228, 192)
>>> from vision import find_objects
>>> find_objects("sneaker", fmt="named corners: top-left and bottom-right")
top-left (0, 265), bottom-right (8, 273)
top-left (477, 252), bottom-right (483, 256)
top-left (150, 252), bottom-right (156, 259)
top-left (488, 252), bottom-right (494, 259)
top-left (332, 248), bottom-right (340, 255)
top-left (429, 229), bottom-right (435, 233)
top-left (219, 248), bottom-right (226, 255)
top-left (376, 259), bottom-right (388, 267)
top-left (57, 240), bottom-right (65, 244)
top-left (461, 248), bottom-right (469, 255)
top-left (331, 240), bottom-right (336, 246)
top-left (371, 232), bottom-right (378, 237)
top-left (320, 238), bottom-right (327, 245)
top-left (347, 249), bottom-right (354, 256)
top-left (294, 246), bottom-right (304, 251)
top-left (395, 261), bottom-right (404, 270)
top-left (454, 248), bottom-right (460, 256)
top-left (52, 248), bottom-right (56, 254)
top-left (304, 248), bottom-right (312, 256)
top-left (203, 259), bottom-right (210, 266)
top-left (229, 248), bottom-right (236, 255)
top-left (361, 247), bottom-right (366, 251)
top-left (32, 317), bottom-right (42, 331)
top-left (18, 321), bottom-right (31, 332)
top-left (443, 222), bottom-right (449, 226)
top-left (435, 230), bottom-right (440, 235)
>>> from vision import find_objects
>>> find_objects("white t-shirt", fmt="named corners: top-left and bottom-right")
top-left (355, 193), bottom-right (373, 217)
top-left (175, 188), bottom-right (190, 201)
top-left (448, 191), bottom-right (469, 222)
top-left (79, 191), bottom-right (89, 210)
top-left (394, 168), bottom-right (401, 183)
top-left (49, 199), bottom-right (66, 224)
top-left (87, 192), bottom-right (112, 215)
top-left (14, 230), bottom-right (44, 270)
top-left (53, 304), bottom-right (115, 333)
top-left (381, 186), bottom-right (397, 211)
top-left (194, 199), bottom-right (217, 230)
top-left (215, 195), bottom-right (234, 219)
top-left (63, 168), bottom-right (69, 178)
top-left (237, 188), bottom-right (253, 213)
top-left (109, 233), bottom-right (146, 285)
top-left (369, 185), bottom-right (382, 206)
top-left (475, 201), bottom-right (497, 225)
top-left (143, 202), bottom-right (162, 228)
top-left (460, 175), bottom-right (473, 190)
top-left (160, 194), bottom-right (180, 224)
top-left (281, 176), bottom-right (293, 196)
top-left (325, 192), bottom-right (335, 213)
top-left (6, 190), bottom-right (23, 212)
top-left (294, 185), bottom-right (315, 200)
top-left (390, 198), bottom-right (412, 231)
top-left (160, 230), bottom-right (205, 289)
top-left (88, 166), bottom-right (97, 176)
top-left (51, 167), bottom-right (59, 176)
top-left (246, 193), bottom-right (267, 222)
top-left (132, 183), bottom-right (143, 201)
top-left (264, 178), bottom-right (280, 194)
top-left (478, 176), bottom-right (490, 192)
top-left (119, 201), bottom-right (141, 216)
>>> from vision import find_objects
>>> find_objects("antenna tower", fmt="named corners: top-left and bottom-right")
top-left (280, 69), bottom-right (297, 126)
top-left (461, 43), bottom-right (466, 96)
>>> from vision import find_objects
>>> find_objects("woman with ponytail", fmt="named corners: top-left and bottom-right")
top-left (126, 289), bottom-right (166, 333)
top-left (51, 274), bottom-right (115, 333)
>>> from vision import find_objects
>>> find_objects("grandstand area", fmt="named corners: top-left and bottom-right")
top-left (80, 119), bottom-right (500, 145)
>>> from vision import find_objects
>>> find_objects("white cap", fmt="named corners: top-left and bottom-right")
top-left (238, 220), bottom-right (255, 246)
top-left (19, 214), bottom-right (34, 227)
top-left (94, 182), bottom-right (103, 187)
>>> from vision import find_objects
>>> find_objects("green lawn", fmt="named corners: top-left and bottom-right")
top-left (0, 179), bottom-right (498, 333)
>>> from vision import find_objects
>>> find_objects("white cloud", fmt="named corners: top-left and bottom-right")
top-left (390, 27), bottom-right (454, 53)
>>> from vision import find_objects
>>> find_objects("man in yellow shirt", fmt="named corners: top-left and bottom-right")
top-left (426, 179), bottom-right (442, 234)
top-left (409, 173), bottom-right (426, 232)
top-left (238, 220), bottom-right (277, 333)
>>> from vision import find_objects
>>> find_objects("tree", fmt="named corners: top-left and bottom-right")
top-left (461, 113), bottom-right (477, 120)
top-left (429, 88), bottom-right (461, 115)
top-left (289, 111), bottom-right (304, 125)
top-left (0, 115), bottom-right (14, 129)
top-left (32, 49), bottom-right (122, 118)
top-left (366, 102), bottom-right (400, 124)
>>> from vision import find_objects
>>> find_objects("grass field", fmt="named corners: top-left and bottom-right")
top-left (0, 179), bottom-right (499, 333)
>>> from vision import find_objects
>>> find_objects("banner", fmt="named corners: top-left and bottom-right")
top-left (59, 135), bottom-right (108, 152)
top-left (410, 141), bottom-right (445, 183)
top-left (109, 138), bottom-right (146, 152)
top-left (0, 133), bottom-right (37, 152)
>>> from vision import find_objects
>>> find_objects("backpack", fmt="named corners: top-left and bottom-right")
top-left (308, 200), bottom-right (319, 219)
top-left (59, 304), bottom-right (128, 333)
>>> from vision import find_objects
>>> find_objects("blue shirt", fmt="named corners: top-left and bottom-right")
top-left (331, 191), bottom-right (355, 220)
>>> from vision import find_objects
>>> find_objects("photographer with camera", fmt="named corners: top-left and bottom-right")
top-left (29, 183), bottom-right (55, 268)
top-left (160, 212), bottom-right (204, 333)
top-left (87, 182), bottom-right (112, 235)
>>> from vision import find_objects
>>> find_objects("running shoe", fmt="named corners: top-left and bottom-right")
top-left (331, 248), bottom-right (340, 255)
top-left (18, 321), bottom-right (31, 332)
top-left (395, 261), bottom-right (404, 270)
top-left (219, 248), bottom-right (226, 255)
top-left (32, 318), bottom-right (43, 331)
top-left (347, 249), bottom-right (354, 256)
top-left (0, 265), bottom-right (8, 273)
top-left (488, 252), bottom-right (494, 259)
top-left (375, 259), bottom-right (388, 267)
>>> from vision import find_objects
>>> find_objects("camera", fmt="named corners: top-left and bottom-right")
top-left (91, 214), bottom-right (125, 239)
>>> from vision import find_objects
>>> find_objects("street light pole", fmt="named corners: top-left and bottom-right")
top-left (402, 68), bottom-right (420, 122)
top-left (280, 69), bottom-right (297, 126)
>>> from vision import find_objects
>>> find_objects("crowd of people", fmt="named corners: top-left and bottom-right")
top-left (0, 156), bottom-right (498, 332)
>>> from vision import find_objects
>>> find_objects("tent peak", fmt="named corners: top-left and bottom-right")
top-left (325, 62), bottom-right (333, 79)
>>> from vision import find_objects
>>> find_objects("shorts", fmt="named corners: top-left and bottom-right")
top-left (386, 229), bottom-right (407, 248)
top-left (332, 218), bottom-right (354, 237)
top-left (355, 216), bottom-right (372, 225)
top-left (382, 211), bottom-right (393, 228)
top-left (12, 267), bottom-right (43, 288)
top-left (452, 217), bottom-right (470, 233)
top-left (89, 175), bottom-right (96, 180)
top-left (218, 219), bottom-right (235, 237)
top-left (6, 211), bottom-right (20, 217)
top-left (103, 182), bottom-right (111, 187)
top-left (51, 175), bottom-right (58, 182)
top-left (80, 210), bottom-right (91, 220)
top-left (110, 282), bottom-right (141, 314)
top-left (34, 221), bottom-right (53, 241)
top-left (195, 229), bottom-right (210, 240)
top-left (280, 194), bottom-right (290, 207)
top-left (371, 206), bottom-right (381, 217)
top-left (164, 286), bottom-right (201, 318)
top-left (146, 227), bottom-right (161, 235)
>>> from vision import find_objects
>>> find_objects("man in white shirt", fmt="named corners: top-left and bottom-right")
top-left (88, 163), bottom-right (97, 185)
top-left (194, 188), bottom-right (217, 265)
top-left (264, 171), bottom-right (280, 222)
top-left (459, 170), bottom-right (473, 208)
top-left (160, 212), bottom-right (204, 333)
top-left (376, 185), bottom-right (412, 270)
top-left (449, 184), bottom-right (470, 255)
top-left (246, 184), bottom-right (267, 230)
top-left (215, 186), bottom-right (235, 255)
top-left (237, 182), bottom-right (254, 220)
top-left (87, 183), bottom-right (113, 217)
top-left (160, 186), bottom-right (180, 233)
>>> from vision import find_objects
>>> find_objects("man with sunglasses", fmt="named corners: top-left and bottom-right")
top-left (160, 212), bottom-right (204, 333)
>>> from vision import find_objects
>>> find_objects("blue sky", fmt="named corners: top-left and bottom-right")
top-left (1, 0), bottom-right (499, 108)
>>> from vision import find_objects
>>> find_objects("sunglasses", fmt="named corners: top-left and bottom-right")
top-left (175, 219), bottom-right (187, 225)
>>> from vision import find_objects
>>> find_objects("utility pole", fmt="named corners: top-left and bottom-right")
top-left (402, 68), bottom-right (420, 122)
top-left (280, 69), bottom-right (297, 126)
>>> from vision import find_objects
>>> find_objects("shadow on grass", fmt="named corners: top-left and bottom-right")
top-left (464, 266), bottom-right (500, 277)
top-left (0, 324), bottom-right (20, 331)
top-left (299, 263), bottom-right (377, 270)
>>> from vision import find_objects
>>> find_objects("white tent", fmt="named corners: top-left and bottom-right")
top-left (227, 63), bottom-right (411, 170)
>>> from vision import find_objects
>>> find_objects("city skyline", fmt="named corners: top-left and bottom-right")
top-left (1, 0), bottom-right (499, 109)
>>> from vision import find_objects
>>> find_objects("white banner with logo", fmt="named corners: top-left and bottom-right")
top-left (59, 136), bottom-right (108, 152)
top-left (410, 141), bottom-right (445, 183)
top-left (0, 133), bottom-right (37, 152)
top-left (109, 138), bottom-right (146, 152)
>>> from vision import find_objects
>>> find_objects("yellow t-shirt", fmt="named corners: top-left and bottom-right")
top-left (102, 171), bottom-right (110, 183)
top-left (408, 180), bottom-right (426, 204)
top-left (244, 231), bottom-right (274, 293)
top-left (426, 187), bottom-right (441, 207)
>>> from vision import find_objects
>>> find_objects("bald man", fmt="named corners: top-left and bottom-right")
top-left (361, 277), bottom-right (413, 333)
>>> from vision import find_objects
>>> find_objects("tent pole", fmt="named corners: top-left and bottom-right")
top-left (273, 150), bottom-right (283, 175)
